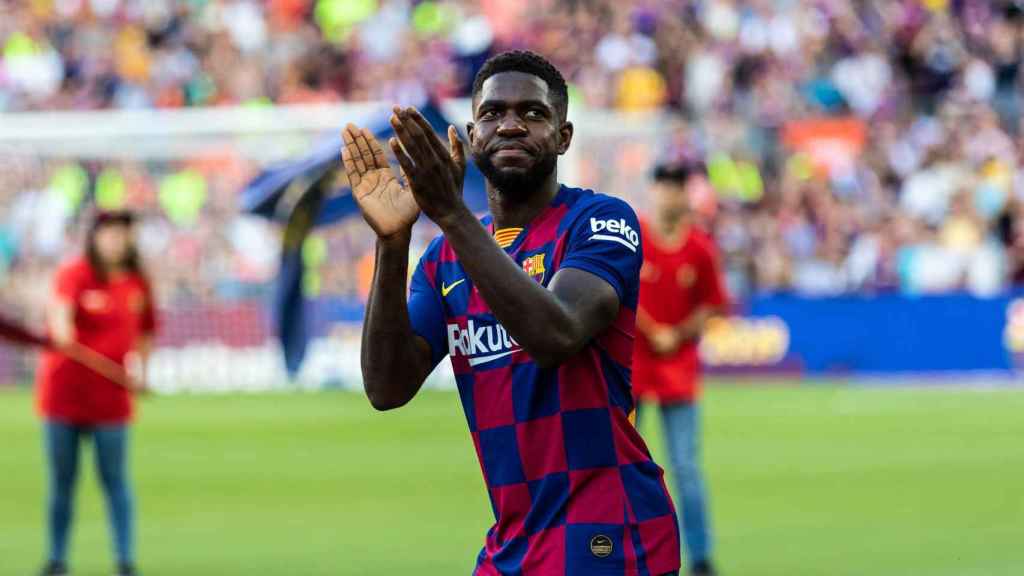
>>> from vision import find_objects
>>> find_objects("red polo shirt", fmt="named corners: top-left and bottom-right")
top-left (36, 258), bottom-right (157, 425)
top-left (633, 219), bottom-right (727, 404)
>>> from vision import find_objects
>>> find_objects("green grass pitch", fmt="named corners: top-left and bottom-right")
top-left (1, 383), bottom-right (1022, 575)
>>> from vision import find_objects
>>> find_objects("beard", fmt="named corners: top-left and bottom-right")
top-left (472, 149), bottom-right (558, 201)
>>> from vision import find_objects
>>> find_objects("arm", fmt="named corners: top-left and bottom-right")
top-left (674, 304), bottom-right (719, 342)
top-left (637, 304), bottom-right (694, 357)
top-left (126, 281), bottom-right (159, 391)
top-left (639, 303), bottom-right (722, 357)
top-left (48, 285), bottom-right (134, 388)
top-left (360, 232), bottom-right (434, 410)
top-left (684, 239), bottom-right (730, 340)
top-left (437, 212), bottom-right (619, 368)
top-left (388, 108), bottom-right (621, 368)
top-left (635, 306), bottom-right (660, 340)
top-left (47, 262), bottom-right (78, 348)
top-left (341, 124), bottom-right (435, 410)
top-left (125, 335), bottom-right (153, 392)
top-left (652, 241), bottom-right (730, 355)
top-left (47, 296), bottom-right (75, 348)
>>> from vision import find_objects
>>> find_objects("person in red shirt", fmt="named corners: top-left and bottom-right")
top-left (634, 162), bottom-right (728, 576)
top-left (36, 210), bottom-right (155, 576)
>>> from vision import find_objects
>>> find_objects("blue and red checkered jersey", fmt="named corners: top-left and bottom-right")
top-left (408, 185), bottom-right (681, 575)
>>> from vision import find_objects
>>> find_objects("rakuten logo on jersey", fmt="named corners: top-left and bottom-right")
top-left (589, 217), bottom-right (639, 252)
top-left (447, 320), bottom-right (521, 367)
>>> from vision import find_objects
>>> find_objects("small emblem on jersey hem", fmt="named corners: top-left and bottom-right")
top-left (590, 534), bottom-right (613, 558)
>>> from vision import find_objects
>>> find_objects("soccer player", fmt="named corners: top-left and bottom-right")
top-left (35, 210), bottom-right (155, 576)
top-left (633, 163), bottom-right (729, 576)
top-left (342, 51), bottom-right (681, 575)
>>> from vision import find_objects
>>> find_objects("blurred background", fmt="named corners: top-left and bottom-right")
top-left (6, 0), bottom-right (1024, 385)
top-left (1, 1), bottom-right (1022, 575)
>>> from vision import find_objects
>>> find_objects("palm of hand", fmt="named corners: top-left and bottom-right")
top-left (342, 125), bottom-right (420, 238)
top-left (352, 165), bottom-right (419, 237)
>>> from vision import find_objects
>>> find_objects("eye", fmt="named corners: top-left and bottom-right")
top-left (525, 109), bottom-right (545, 120)
top-left (478, 109), bottom-right (498, 121)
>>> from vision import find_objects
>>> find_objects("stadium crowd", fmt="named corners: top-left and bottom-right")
top-left (2, 0), bottom-right (1024, 305)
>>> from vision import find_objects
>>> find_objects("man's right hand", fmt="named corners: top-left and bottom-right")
top-left (341, 123), bottom-right (420, 239)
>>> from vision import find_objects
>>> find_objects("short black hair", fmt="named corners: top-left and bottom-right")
top-left (471, 50), bottom-right (569, 120)
top-left (93, 209), bottom-right (135, 227)
top-left (653, 161), bottom-right (706, 184)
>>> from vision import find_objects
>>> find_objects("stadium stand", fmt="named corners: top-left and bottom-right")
top-left (2, 0), bottom-right (1024, 385)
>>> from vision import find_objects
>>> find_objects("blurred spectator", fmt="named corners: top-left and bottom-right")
top-left (1, 0), bottom-right (1024, 303)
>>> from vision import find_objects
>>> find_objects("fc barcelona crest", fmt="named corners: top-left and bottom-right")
top-left (522, 254), bottom-right (546, 282)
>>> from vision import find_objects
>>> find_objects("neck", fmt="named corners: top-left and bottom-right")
top-left (487, 173), bottom-right (560, 230)
top-left (657, 212), bottom-right (689, 237)
top-left (103, 263), bottom-right (126, 277)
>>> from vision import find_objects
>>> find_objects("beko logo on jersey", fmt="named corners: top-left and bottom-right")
top-left (589, 217), bottom-right (639, 252)
top-left (447, 320), bottom-right (521, 366)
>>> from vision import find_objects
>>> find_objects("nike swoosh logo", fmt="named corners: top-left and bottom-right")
top-left (588, 233), bottom-right (638, 252)
top-left (468, 349), bottom-right (519, 366)
top-left (441, 278), bottom-right (466, 297)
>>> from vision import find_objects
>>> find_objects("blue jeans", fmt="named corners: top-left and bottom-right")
top-left (638, 402), bottom-right (712, 567)
top-left (44, 420), bottom-right (134, 566)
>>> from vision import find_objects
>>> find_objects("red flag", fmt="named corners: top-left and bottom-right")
top-left (0, 312), bottom-right (135, 390)
top-left (0, 314), bottom-right (50, 348)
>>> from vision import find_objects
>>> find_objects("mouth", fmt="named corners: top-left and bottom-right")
top-left (489, 143), bottom-right (534, 164)
top-left (493, 149), bottom-right (532, 161)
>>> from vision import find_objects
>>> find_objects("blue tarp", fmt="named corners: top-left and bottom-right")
top-left (240, 102), bottom-right (489, 226)
top-left (241, 101), bottom-right (489, 376)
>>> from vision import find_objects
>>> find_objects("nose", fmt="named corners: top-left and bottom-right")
top-left (496, 112), bottom-right (527, 137)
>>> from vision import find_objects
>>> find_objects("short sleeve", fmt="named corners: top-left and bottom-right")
top-left (559, 196), bottom-right (643, 303)
top-left (408, 255), bottom-right (447, 368)
top-left (53, 262), bottom-right (82, 302)
top-left (697, 240), bottom-right (728, 310)
top-left (140, 278), bottom-right (159, 334)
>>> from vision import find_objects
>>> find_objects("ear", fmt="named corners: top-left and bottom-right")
top-left (466, 122), bottom-right (476, 147)
top-left (557, 121), bottom-right (574, 155)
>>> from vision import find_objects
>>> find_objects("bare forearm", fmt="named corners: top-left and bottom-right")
top-left (361, 232), bottom-right (432, 409)
top-left (636, 307), bottom-right (660, 339)
top-left (135, 336), bottom-right (152, 359)
top-left (438, 210), bottom-right (590, 367)
top-left (675, 306), bottom-right (716, 342)
top-left (132, 335), bottom-right (153, 379)
top-left (48, 302), bottom-right (75, 347)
